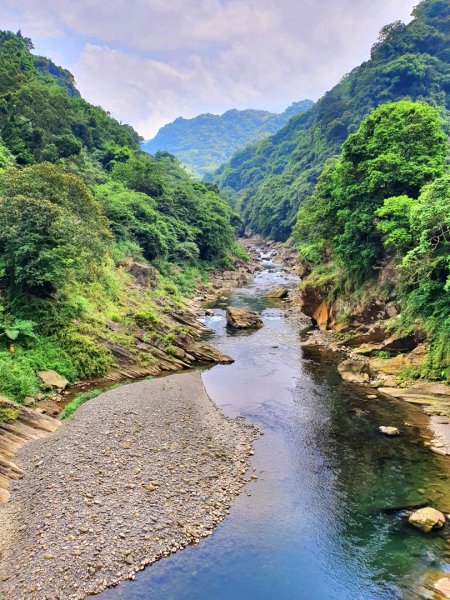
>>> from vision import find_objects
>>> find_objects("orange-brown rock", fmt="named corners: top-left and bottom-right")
top-left (298, 284), bottom-right (334, 330)
top-left (226, 307), bottom-right (264, 330)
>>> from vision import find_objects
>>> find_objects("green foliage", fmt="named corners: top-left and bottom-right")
top-left (0, 352), bottom-right (39, 400)
top-left (57, 329), bottom-right (113, 378)
top-left (375, 196), bottom-right (415, 254)
top-left (0, 308), bottom-right (36, 344)
top-left (212, 0), bottom-right (450, 240)
top-left (294, 101), bottom-right (447, 283)
top-left (60, 389), bottom-right (101, 420)
top-left (143, 101), bottom-right (314, 178)
top-left (0, 163), bottom-right (110, 298)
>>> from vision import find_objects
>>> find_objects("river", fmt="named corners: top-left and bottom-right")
top-left (100, 249), bottom-right (450, 599)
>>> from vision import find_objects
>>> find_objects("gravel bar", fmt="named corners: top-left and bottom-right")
top-left (0, 372), bottom-right (257, 599)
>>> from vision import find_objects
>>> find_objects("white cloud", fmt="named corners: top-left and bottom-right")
top-left (4, 0), bottom-right (417, 137)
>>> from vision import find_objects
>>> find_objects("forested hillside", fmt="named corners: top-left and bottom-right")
top-left (212, 0), bottom-right (450, 240)
top-left (0, 31), bottom-right (239, 402)
top-left (295, 99), bottom-right (450, 379)
top-left (142, 100), bottom-right (314, 178)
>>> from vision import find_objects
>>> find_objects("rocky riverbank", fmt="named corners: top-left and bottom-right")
top-left (0, 244), bottom-right (262, 504)
top-left (0, 372), bottom-right (257, 600)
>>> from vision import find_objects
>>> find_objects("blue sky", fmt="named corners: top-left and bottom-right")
top-left (1, 0), bottom-right (417, 138)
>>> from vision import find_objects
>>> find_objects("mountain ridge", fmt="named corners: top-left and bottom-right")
top-left (142, 100), bottom-right (314, 177)
top-left (209, 0), bottom-right (450, 240)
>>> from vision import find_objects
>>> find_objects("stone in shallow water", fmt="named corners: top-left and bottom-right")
top-left (408, 507), bottom-right (445, 532)
top-left (378, 426), bottom-right (400, 437)
top-left (435, 577), bottom-right (450, 598)
top-left (265, 285), bottom-right (289, 299)
top-left (226, 307), bottom-right (263, 330)
top-left (337, 358), bottom-right (370, 384)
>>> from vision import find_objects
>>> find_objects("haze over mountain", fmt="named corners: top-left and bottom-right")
top-left (142, 100), bottom-right (314, 178)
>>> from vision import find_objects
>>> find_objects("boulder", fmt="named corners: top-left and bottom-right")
top-left (226, 307), bottom-right (264, 330)
top-left (298, 284), bottom-right (334, 330)
top-left (337, 358), bottom-right (370, 384)
top-left (265, 286), bottom-right (289, 299)
top-left (378, 426), bottom-right (400, 436)
top-left (341, 323), bottom-right (388, 348)
top-left (128, 261), bottom-right (159, 288)
top-left (434, 577), bottom-right (450, 598)
top-left (37, 370), bottom-right (69, 390)
top-left (408, 507), bottom-right (446, 532)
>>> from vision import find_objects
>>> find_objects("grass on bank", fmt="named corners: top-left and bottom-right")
top-left (60, 389), bottom-right (101, 420)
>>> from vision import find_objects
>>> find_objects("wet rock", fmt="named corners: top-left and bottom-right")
top-left (297, 284), bottom-right (334, 330)
top-left (337, 358), bottom-right (370, 384)
top-left (37, 370), bottom-right (68, 390)
top-left (265, 286), bottom-right (289, 299)
top-left (408, 507), bottom-right (445, 532)
top-left (378, 426), bottom-right (400, 437)
top-left (226, 307), bottom-right (263, 330)
top-left (434, 577), bottom-right (450, 598)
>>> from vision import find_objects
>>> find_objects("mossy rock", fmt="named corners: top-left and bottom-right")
top-left (0, 406), bottom-right (20, 423)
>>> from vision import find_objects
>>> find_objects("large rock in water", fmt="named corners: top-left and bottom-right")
top-left (297, 284), bottom-right (334, 330)
top-left (226, 307), bottom-right (263, 330)
top-left (337, 358), bottom-right (370, 383)
top-left (37, 370), bottom-right (68, 390)
top-left (265, 286), bottom-right (289, 299)
top-left (408, 507), bottom-right (446, 532)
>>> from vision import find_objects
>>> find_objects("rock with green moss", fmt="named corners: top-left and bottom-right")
top-left (0, 406), bottom-right (19, 423)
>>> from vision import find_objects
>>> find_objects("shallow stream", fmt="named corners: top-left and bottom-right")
top-left (101, 251), bottom-right (450, 599)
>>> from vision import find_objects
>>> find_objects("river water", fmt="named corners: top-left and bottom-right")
top-left (101, 253), bottom-right (450, 599)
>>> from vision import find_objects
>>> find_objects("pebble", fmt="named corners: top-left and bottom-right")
top-left (0, 373), bottom-right (257, 600)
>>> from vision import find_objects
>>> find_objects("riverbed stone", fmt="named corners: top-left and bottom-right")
top-left (37, 370), bottom-right (69, 390)
top-left (0, 373), bottom-right (257, 600)
top-left (337, 358), bottom-right (370, 383)
top-left (408, 507), bottom-right (446, 532)
top-left (265, 285), bottom-right (289, 299)
top-left (378, 426), bottom-right (400, 436)
top-left (226, 307), bottom-right (264, 330)
top-left (435, 577), bottom-right (450, 598)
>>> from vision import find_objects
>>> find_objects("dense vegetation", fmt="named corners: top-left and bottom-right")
top-left (0, 30), bottom-right (239, 402)
top-left (143, 101), bottom-right (314, 178)
top-left (212, 0), bottom-right (450, 241)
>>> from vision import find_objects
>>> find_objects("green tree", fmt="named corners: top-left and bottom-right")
top-left (294, 100), bottom-right (447, 283)
top-left (0, 163), bottom-right (110, 297)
